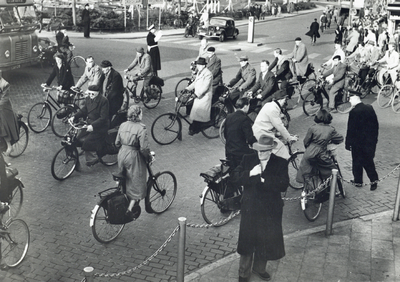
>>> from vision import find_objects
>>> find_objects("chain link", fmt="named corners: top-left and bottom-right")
top-left (92, 225), bottom-right (180, 278)
top-left (340, 163), bottom-right (400, 187)
top-left (282, 176), bottom-right (332, 201)
top-left (186, 210), bottom-right (241, 228)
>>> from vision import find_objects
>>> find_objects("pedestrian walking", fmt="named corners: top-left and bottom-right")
top-left (335, 25), bottom-right (345, 45)
top-left (320, 12), bottom-right (327, 33)
top-left (345, 94), bottom-right (379, 190)
top-left (305, 18), bottom-right (320, 45)
top-left (326, 10), bottom-right (332, 28)
top-left (231, 134), bottom-right (289, 282)
top-left (82, 4), bottom-right (91, 38)
top-left (147, 24), bottom-right (162, 76)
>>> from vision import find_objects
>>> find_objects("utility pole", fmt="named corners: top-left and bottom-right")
top-left (72, 0), bottom-right (76, 26)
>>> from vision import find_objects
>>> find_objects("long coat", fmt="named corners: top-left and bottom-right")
top-left (250, 71), bottom-right (279, 102)
top-left (0, 79), bottom-right (19, 144)
top-left (101, 68), bottom-right (124, 119)
top-left (288, 42), bottom-right (309, 76)
top-left (147, 32), bottom-right (161, 71)
top-left (296, 123), bottom-right (343, 182)
top-left (186, 67), bottom-right (213, 122)
top-left (207, 54), bottom-right (223, 87)
top-left (231, 152), bottom-right (289, 260)
top-left (346, 29), bottom-right (360, 53)
top-left (127, 53), bottom-right (153, 77)
top-left (75, 64), bottom-right (104, 90)
top-left (306, 22), bottom-right (320, 38)
top-left (115, 121), bottom-right (150, 201)
top-left (228, 63), bottom-right (256, 91)
top-left (46, 62), bottom-right (75, 91)
top-left (74, 94), bottom-right (109, 152)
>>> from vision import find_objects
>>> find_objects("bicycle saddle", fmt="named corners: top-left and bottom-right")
top-left (112, 172), bottom-right (125, 181)
top-left (6, 167), bottom-right (18, 179)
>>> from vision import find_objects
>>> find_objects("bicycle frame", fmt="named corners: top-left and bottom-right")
top-left (43, 88), bottom-right (61, 111)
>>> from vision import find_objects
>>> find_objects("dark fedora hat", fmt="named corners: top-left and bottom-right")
top-left (100, 60), bottom-right (112, 68)
top-left (196, 57), bottom-right (207, 65)
top-left (253, 135), bottom-right (277, 151)
top-left (88, 85), bottom-right (100, 92)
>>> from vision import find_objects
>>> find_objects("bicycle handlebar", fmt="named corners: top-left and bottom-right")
top-left (67, 118), bottom-right (88, 130)
top-left (41, 84), bottom-right (58, 91)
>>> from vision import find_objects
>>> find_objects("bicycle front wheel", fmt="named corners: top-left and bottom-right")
top-left (2, 219), bottom-right (30, 268)
top-left (51, 146), bottom-right (79, 180)
top-left (51, 106), bottom-right (76, 137)
top-left (28, 102), bottom-right (52, 133)
top-left (145, 171), bottom-right (177, 214)
top-left (91, 204), bottom-right (125, 244)
top-left (303, 196), bottom-right (323, 222)
top-left (336, 90), bottom-right (352, 114)
top-left (392, 92), bottom-right (400, 113)
top-left (201, 104), bottom-right (227, 139)
top-left (201, 187), bottom-right (234, 227)
top-left (175, 78), bottom-right (192, 98)
top-left (151, 113), bottom-right (182, 145)
top-left (9, 122), bottom-right (29, 158)
top-left (377, 84), bottom-right (395, 108)
top-left (303, 92), bottom-right (321, 116)
top-left (70, 55), bottom-right (86, 78)
top-left (219, 118), bottom-right (226, 145)
top-left (300, 79), bottom-right (316, 100)
top-left (142, 84), bottom-right (162, 109)
top-left (7, 184), bottom-right (23, 220)
top-left (288, 152), bottom-right (304, 190)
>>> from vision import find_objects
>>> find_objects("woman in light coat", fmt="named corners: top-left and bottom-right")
top-left (185, 57), bottom-right (213, 135)
top-left (346, 27), bottom-right (360, 54)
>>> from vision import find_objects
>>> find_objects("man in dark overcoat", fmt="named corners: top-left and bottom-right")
top-left (73, 85), bottom-right (109, 166)
top-left (345, 94), bottom-right (379, 190)
top-left (305, 18), bottom-right (320, 45)
top-left (206, 46), bottom-right (223, 99)
top-left (231, 134), bottom-right (289, 282)
top-left (147, 24), bottom-right (161, 76)
top-left (100, 60), bottom-right (124, 123)
top-left (81, 4), bottom-right (90, 38)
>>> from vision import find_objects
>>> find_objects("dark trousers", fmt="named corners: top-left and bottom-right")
top-left (83, 22), bottom-right (90, 38)
top-left (0, 154), bottom-right (8, 202)
top-left (239, 252), bottom-right (267, 279)
top-left (351, 145), bottom-right (378, 184)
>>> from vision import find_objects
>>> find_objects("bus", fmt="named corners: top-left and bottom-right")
top-left (0, 0), bottom-right (40, 71)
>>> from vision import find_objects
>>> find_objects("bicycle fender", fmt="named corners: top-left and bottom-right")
top-left (200, 186), bottom-right (209, 205)
top-left (89, 205), bottom-right (100, 227)
top-left (14, 178), bottom-right (24, 188)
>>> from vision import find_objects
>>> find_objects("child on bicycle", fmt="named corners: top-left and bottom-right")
top-left (296, 109), bottom-right (343, 185)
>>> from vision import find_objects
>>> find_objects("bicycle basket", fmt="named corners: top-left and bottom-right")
top-left (57, 90), bottom-right (75, 104)
top-left (107, 192), bottom-right (134, 225)
top-left (177, 90), bottom-right (194, 107)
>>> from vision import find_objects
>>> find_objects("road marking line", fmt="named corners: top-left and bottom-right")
top-left (308, 53), bottom-right (320, 59)
top-left (252, 46), bottom-right (272, 53)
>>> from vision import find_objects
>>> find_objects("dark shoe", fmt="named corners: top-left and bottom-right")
top-left (238, 277), bottom-right (249, 282)
top-left (252, 270), bottom-right (271, 281)
top-left (188, 129), bottom-right (199, 136)
top-left (350, 180), bottom-right (363, 187)
top-left (370, 183), bottom-right (378, 191)
top-left (86, 159), bottom-right (99, 167)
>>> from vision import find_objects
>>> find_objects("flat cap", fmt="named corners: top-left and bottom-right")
top-left (239, 55), bottom-right (248, 62)
top-left (332, 55), bottom-right (341, 60)
top-left (207, 46), bottom-right (215, 52)
top-left (100, 60), bottom-right (112, 68)
top-left (148, 24), bottom-right (155, 31)
top-left (88, 85), bottom-right (100, 92)
top-left (295, 37), bottom-right (302, 41)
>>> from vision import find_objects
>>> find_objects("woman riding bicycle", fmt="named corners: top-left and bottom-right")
top-left (115, 105), bottom-right (151, 220)
top-left (296, 109), bottom-right (343, 185)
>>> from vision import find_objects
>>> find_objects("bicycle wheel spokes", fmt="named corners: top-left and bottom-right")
top-left (219, 118), bottom-right (226, 145)
top-left (392, 92), bottom-right (400, 113)
top-left (303, 93), bottom-right (321, 116)
top-left (9, 122), bottom-right (29, 158)
top-left (7, 185), bottom-right (23, 220)
top-left (70, 56), bottom-right (86, 78)
top-left (377, 85), bottom-right (394, 108)
top-left (51, 106), bottom-right (75, 138)
top-left (201, 104), bottom-right (227, 139)
top-left (145, 171), bottom-right (177, 214)
top-left (288, 152), bottom-right (304, 190)
top-left (201, 187), bottom-right (233, 227)
top-left (143, 84), bottom-right (162, 109)
top-left (151, 113), bottom-right (182, 145)
top-left (2, 219), bottom-right (30, 268)
top-left (91, 205), bottom-right (125, 244)
top-left (27, 102), bottom-right (51, 133)
top-left (303, 197), bottom-right (323, 222)
top-left (175, 78), bottom-right (192, 98)
top-left (300, 79), bottom-right (316, 100)
top-left (51, 147), bottom-right (78, 180)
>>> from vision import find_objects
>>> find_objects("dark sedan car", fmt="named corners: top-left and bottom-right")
top-left (198, 17), bottom-right (239, 42)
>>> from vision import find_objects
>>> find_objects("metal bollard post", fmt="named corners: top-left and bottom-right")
top-left (326, 169), bottom-right (338, 236)
top-left (177, 217), bottom-right (186, 282)
top-left (393, 169), bottom-right (400, 221)
top-left (83, 266), bottom-right (95, 282)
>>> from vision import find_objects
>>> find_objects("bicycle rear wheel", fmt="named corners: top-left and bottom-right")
top-left (2, 219), bottom-right (30, 268)
top-left (142, 84), bottom-right (162, 109)
top-left (91, 204), bottom-right (125, 244)
top-left (28, 102), bottom-right (52, 133)
top-left (151, 113), bottom-right (182, 145)
top-left (7, 184), bottom-right (23, 220)
top-left (51, 146), bottom-right (79, 180)
top-left (175, 78), bottom-right (192, 98)
top-left (377, 84), bottom-right (394, 108)
top-left (219, 118), bottom-right (226, 145)
top-left (303, 196), bottom-right (323, 222)
top-left (201, 187), bottom-right (234, 227)
top-left (70, 56), bottom-right (86, 78)
top-left (303, 92), bottom-right (321, 116)
top-left (9, 122), bottom-right (29, 158)
top-left (392, 92), bottom-right (400, 113)
top-left (300, 79), bottom-right (316, 100)
top-left (201, 104), bottom-right (227, 139)
top-left (51, 106), bottom-right (76, 138)
top-left (288, 152), bottom-right (304, 190)
top-left (336, 90), bottom-right (352, 114)
top-left (145, 171), bottom-right (177, 214)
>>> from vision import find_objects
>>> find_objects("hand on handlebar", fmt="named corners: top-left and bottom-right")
top-left (288, 135), bottom-right (299, 143)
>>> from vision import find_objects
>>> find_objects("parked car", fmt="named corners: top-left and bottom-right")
top-left (198, 17), bottom-right (239, 42)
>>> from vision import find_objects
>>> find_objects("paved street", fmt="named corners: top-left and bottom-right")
top-left (0, 7), bottom-right (400, 281)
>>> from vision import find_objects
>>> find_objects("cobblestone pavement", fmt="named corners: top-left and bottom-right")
top-left (1, 12), bottom-right (400, 282)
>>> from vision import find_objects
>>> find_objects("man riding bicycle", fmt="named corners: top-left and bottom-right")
top-left (124, 46), bottom-right (154, 103)
top-left (377, 42), bottom-right (399, 86)
top-left (252, 91), bottom-right (298, 160)
top-left (321, 55), bottom-right (346, 112)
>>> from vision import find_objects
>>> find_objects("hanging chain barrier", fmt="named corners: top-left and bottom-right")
top-left (186, 210), bottom-right (241, 228)
top-left (340, 163), bottom-right (400, 187)
top-left (282, 176), bottom-right (332, 202)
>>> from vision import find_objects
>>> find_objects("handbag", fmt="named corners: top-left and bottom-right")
top-left (57, 90), bottom-right (75, 104)
top-left (107, 193), bottom-right (134, 224)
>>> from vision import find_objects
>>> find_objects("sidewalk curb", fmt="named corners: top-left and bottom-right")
top-left (184, 209), bottom-right (393, 281)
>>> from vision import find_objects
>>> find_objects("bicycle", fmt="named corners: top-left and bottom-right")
top-left (345, 59), bottom-right (380, 98)
top-left (300, 146), bottom-right (345, 222)
top-left (69, 55), bottom-right (86, 78)
top-left (51, 119), bottom-right (119, 181)
top-left (377, 82), bottom-right (400, 113)
top-left (8, 114), bottom-right (29, 158)
top-left (286, 140), bottom-right (304, 190)
top-left (90, 152), bottom-right (177, 243)
top-left (27, 85), bottom-right (63, 134)
top-left (199, 159), bottom-right (241, 226)
top-left (124, 74), bottom-right (163, 109)
top-left (51, 87), bottom-right (85, 138)
top-left (302, 77), bottom-right (353, 116)
top-left (151, 90), bottom-right (227, 145)
top-left (0, 203), bottom-right (30, 268)
top-left (174, 61), bottom-right (197, 100)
